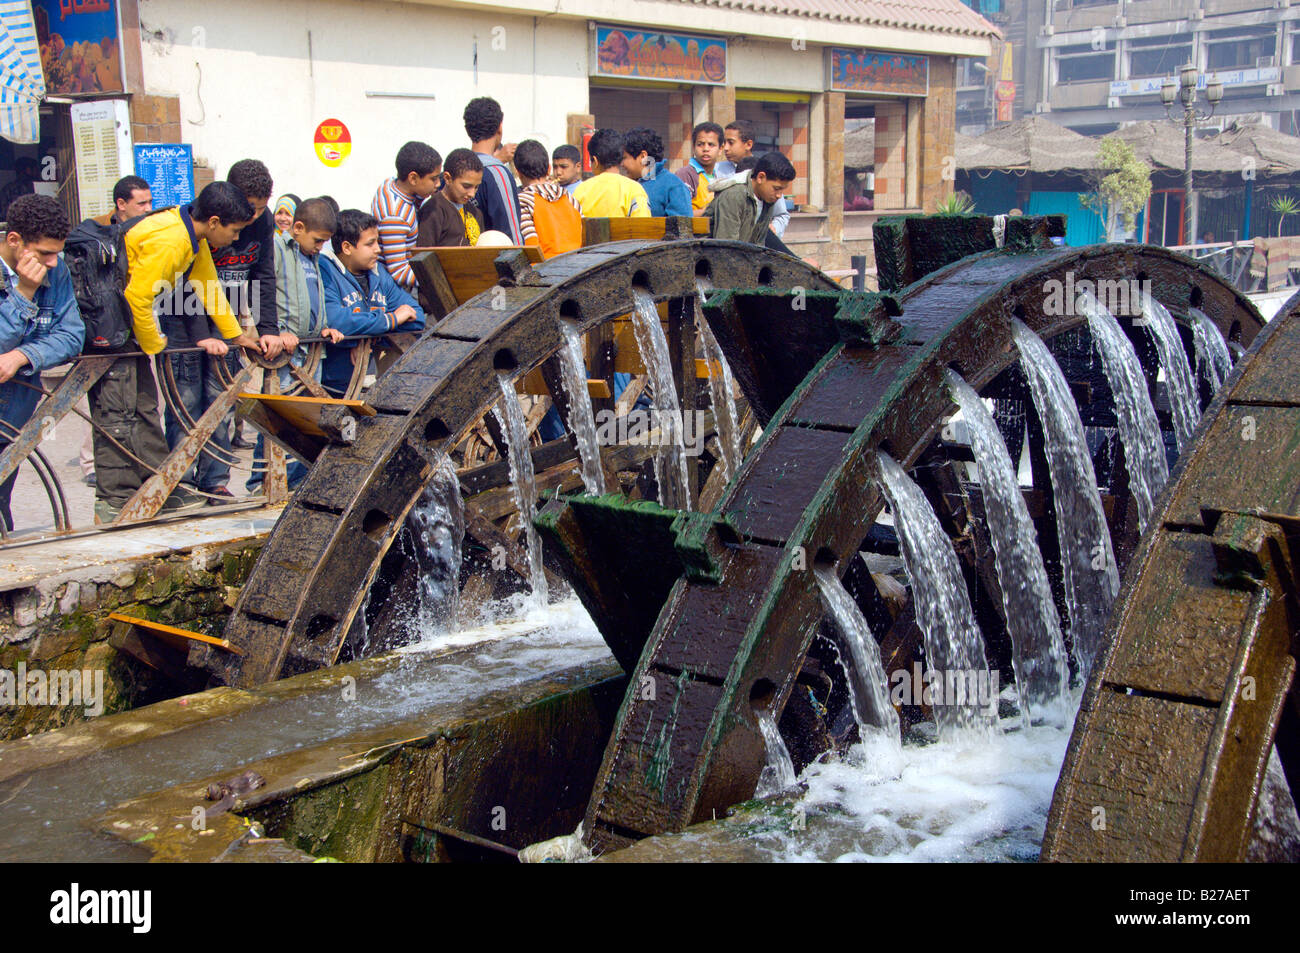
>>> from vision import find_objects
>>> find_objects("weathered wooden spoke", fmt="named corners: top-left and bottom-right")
top-left (567, 236), bottom-right (1264, 854)
top-left (207, 239), bottom-right (837, 688)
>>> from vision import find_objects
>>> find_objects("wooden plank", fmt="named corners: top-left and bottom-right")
top-left (424, 246), bottom-right (543, 305)
top-left (582, 217), bottom-right (710, 245)
top-left (1047, 690), bottom-right (1217, 862)
top-left (237, 393), bottom-right (376, 439)
top-left (108, 628), bottom-right (193, 683)
top-left (107, 612), bottom-right (245, 655)
top-left (410, 251), bottom-right (458, 321)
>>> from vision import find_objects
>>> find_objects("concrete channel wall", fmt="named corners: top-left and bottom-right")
top-left (0, 511), bottom-right (280, 740)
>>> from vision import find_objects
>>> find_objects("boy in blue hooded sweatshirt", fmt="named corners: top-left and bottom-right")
top-left (621, 127), bottom-right (692, 218)
top-left (320, 209), bottom-right (425, 397)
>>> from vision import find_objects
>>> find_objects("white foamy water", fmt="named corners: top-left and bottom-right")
top-left (493, 373), bottom-right (548, 607)
top-left (739, 702), bottom-right (1078, 863)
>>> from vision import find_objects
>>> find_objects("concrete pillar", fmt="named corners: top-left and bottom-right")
top-left (708, 85), bottom-right (736, 127)
top-left (921, 56), bottom-right (958, 212)
top-left (905, 99), bottom-right (921, 209)
top-left (809, 93), bottom-right (827, 210)
top-left (825, 91), bottom-right (845, 247)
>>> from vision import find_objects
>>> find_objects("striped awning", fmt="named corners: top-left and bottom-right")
top-left (0, 0), bottom-right (43, 143)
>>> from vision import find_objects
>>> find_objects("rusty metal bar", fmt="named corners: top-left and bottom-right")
top-left (0, 355), bottom-right (113, 489)
top-left (114, 364), bottom-right (257, 523)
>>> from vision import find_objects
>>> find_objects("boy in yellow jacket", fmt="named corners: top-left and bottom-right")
top-left (90, 181), bottom-right (259, 522)
top-left (123, 182), bottom-right (258, 354)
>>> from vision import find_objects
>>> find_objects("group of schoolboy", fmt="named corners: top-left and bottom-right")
top-left (0, 96), bottom-right (798, 530)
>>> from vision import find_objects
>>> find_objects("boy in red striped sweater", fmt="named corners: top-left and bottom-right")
top-left (370, 141), bottom-right (442, 292)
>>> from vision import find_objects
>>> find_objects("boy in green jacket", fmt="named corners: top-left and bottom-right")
top-left (248, 197), bottom-right (344, 491)
top-left (704, 151), bottom-right (796, 245)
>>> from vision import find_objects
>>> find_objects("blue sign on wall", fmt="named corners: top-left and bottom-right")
top-left (133, 143), bottom-right (194, 209)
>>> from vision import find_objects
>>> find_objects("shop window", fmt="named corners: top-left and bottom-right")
top-left (844, 106), bottom-right (874, 213)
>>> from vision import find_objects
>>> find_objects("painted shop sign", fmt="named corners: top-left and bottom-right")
top-left (1109, 67), bottom-right (1279, 98)
top-left (33, 0), bottom-right (123, 95)
top-left (592, 26), bottom-right (727, 85)
top-left (828, 49), bottom-right (929, 98)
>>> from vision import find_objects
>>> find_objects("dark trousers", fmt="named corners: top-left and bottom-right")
top-left (88, 354), bottom-right (173, 507)
top-left (162, 351), bottom-right (232, 492)
top-left (0, 377), bottom-right (42, 530)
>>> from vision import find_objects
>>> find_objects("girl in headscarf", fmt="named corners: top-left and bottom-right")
top-left (273, 194), bottom-right (301, 235)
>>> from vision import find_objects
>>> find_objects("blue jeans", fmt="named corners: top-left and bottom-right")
top-left (163, 351), bottom-right (232, 492)
top-left (0, 377), bottom-right (41, 530)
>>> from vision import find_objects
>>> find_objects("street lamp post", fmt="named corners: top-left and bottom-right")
top-left (1161, 65), bottom-right (1223, 247)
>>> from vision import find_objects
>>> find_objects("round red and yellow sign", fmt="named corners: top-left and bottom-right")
top-left (314, 119), bottom-right (351, 167)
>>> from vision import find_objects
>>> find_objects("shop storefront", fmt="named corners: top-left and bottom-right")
top-left (829, 49), bottom-right (935, 242)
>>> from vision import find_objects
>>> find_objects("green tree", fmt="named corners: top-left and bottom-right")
top-left (1270, 194), bottom-right (1299, 237)
top-left (1081, 138), bottom-right (1152, 241)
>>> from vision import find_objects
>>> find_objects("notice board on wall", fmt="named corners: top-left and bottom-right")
top-left (70, 99), bottom-right (132, 219)
top-left (132, 143), bottom-right (195, 208)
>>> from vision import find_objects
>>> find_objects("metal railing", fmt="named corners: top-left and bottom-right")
top-left (0, 330), bottom-right (416, 546)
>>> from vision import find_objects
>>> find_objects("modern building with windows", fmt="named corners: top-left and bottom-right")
top-left (960, 0), bottom-right (1300, 137)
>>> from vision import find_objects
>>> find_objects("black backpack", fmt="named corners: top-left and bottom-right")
top-left (63, 207), bottom-right (174, 352)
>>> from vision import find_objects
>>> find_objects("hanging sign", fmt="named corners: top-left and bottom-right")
top-left (314, 118), bottom-right (351, 167)
top-left (827, 49), bottom-right (929, 97)
top-left (592, 27), bottom-right (727, 85)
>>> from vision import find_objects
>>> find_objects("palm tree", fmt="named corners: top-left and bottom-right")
top-left (1271, 194), bottom-right (1300, 237)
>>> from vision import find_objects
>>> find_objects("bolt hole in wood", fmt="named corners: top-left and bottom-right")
top-left (749, 677), bottom-right (778, 712)
top-left (362, 508), bottom-right (391, 541)
top-left (424, 418), bottom-right (450, 442)
top-left (305, 614), bottom-right (336, 644)
top-left (813, 546), bottom-right (838, 574)
top-left (493, 349), bottom-right (519, 373)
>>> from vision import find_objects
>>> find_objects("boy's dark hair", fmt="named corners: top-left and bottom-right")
top-left (112, 175), bottom-right (151, 205)
top-left (396, 141), bottom-right (442, 180)
top-left (735, 156), bottom-right (758, 174)
top-left (513, 140), bottom-right (549, 181)
top-left (332, 209), bottom-right (379, 254)
top-left (624, 128), bottom-right (665, 162)
top-left (587, 129), bottom-right (624, 169)
top-left (463, 97), bottom-right (504, 144)
top-left (295, 197), bottom-right (337, 234)
top-left (692, 121), bottom-right (724, 145)
top-left (227, 159), bottom-right (274, 200)
top-left (755, 151), bottom-right (796, 183)
top-left (4, 193), bottom-right (70, 242)
top-left (443, 148), bottom-right (483, 180)
top-left (552, 144), bottom-right (581, 164)
top-left (193, 181), bottom-right (255, 225)
top-left (724, 119), bottom-right (756, 145)
top-left (319, 195), bottom-right (340, 215)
